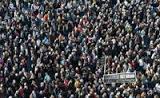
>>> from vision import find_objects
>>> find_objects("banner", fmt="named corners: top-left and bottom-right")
top-left (103, 72), bottom-right (136, 84)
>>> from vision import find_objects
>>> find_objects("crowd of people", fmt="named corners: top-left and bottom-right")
top-left (0, 0), bottom-right (160, 98)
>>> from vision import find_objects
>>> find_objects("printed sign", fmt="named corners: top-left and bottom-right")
top-left (103, 72), bottom-right (136, 84)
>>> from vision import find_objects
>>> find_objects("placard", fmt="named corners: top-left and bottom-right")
top-left (103, 72), bottom-right (136, 84)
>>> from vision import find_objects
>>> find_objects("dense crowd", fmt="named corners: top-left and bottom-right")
top-left (0, 0), bottom-right (160, 98)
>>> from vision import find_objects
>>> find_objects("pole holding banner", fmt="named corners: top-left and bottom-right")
top-left (103, 55), bottom-right (107, 82)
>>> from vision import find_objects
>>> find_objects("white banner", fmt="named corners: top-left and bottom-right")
top-left (103, 72), bottom-right (136, 84)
